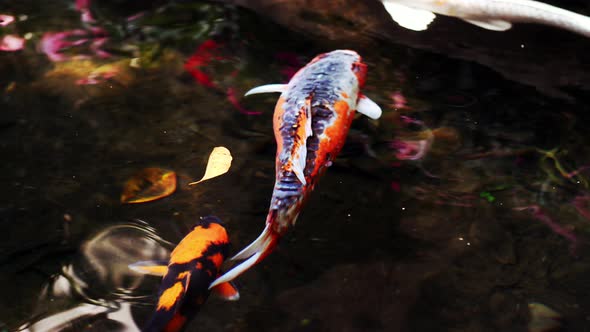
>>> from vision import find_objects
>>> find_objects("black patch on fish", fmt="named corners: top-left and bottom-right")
top-left (142, 240), bottom-right (229, 332)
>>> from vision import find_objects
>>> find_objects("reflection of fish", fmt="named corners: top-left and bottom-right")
top-left (210, 50), bottom-right (382, 287)
top-left (130, 216), bottom-right (239, 332)
top-left (382, 0), bottom-right (590, 37)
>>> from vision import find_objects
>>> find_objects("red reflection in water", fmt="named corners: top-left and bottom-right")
top-left (185, 40), bottom-right (260, 115)
top-left (573, 195), bottom-right (590, 221)
top-left (275, 51), bottom-right (301, 79)
top-left (184, 40), bottom-right (223, 89)
top-left (514, 205), bottom-right (579, 255)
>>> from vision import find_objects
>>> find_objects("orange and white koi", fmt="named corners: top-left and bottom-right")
top-left (129, 216), bottom-right (239, 332)
top-left (210, 50), bottom-right (382, 288)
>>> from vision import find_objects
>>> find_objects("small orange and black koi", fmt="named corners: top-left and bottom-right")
top-left (129, 216), bottom-right (239, 332)
top-left (210, 50), bottom-right (382, 288)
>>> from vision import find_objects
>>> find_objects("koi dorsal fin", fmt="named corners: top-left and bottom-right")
top-left (357, 95), bottom-right (382, 119)
top-left (128, 260), bottom-right (169, 276)
top-left (244, 84), bottom-right (288, 96)
top-left (290, 97), bottom-right (312, 185)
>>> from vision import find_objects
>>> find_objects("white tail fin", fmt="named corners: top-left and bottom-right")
top-left (208, 224), bottom-right (277, 289)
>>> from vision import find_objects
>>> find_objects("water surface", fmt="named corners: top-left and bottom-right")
top-left (1, 1), bottom-right (590, 331)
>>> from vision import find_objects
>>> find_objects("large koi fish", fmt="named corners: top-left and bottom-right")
top-left (130, 216), bottom-right (239, 332)
top-left (210, 50), bottom-right (382, 288)
top-left (382, 0), bottom-right (590, 37)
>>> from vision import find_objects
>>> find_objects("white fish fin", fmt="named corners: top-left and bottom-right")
top-left (209, 251), bottom-right (263, 289)
top-left (462, 18), bottom-right (512, 31)
top-left (128, 260), bottom-right (169, 276)
top-left (230, 224), bottom-right (272, 261)
top-left (357, 95), bottom-right (382, 119)
top-left (211, 281), bottom-right (240, 301)
top-left (291, 101), bottom-right (311, 185)
top-left (291, 143), bottom-right (307, 185)
top-left (208, 224), bottom-right (277, 289)
top-left (183, 271), bottom-right (191, 291)
top-left (244, 84), bottom-right (288, 96)
top-left (382, 1), bottom-right (436, 31)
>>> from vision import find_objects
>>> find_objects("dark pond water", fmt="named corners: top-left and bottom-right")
top-left (1, 1), bottom-right (590, 331)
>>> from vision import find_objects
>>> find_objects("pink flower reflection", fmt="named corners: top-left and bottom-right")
top-left (573, 195), bottom-right (590, 221)
top-left (514, 205), bottom-right (579, 255)
top-left (76, 0), bottom-right (95, 23)
top-left (399, 115), bottom-right (423, 126)
top-left (391, 91), bottom-right (409, 110)
top-left (40, 28), bottom-right (110, 62)
top-left (40, 30), bottom-right (89, 61)
top-left (75, 70), bottom-right (118, 85)
top-left (0, 14), bottom-right (15, 26)
top-left (391, 139), bottom-right (430, 160)
top-left (0, 34), bottom-right (25, 51)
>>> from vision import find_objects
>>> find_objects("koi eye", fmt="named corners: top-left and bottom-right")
top-left (351, 62), bottom-right (366, 73)
top-left (351, 62), bottom-right (367, 87)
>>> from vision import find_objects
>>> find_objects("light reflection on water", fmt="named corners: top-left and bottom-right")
top-left (19, 221), bottom-right (171, 331)
top-left (1, 0), bottom-right (590, 331)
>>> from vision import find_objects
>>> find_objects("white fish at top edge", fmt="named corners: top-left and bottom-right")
top-left (381, 0), bottom-right (590, 38)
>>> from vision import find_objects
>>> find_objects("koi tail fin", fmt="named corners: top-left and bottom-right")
top-left (208, 223), bottom-right (279, 289)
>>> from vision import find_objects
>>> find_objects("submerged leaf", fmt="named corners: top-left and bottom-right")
top-left (528, 302), bottom-right (562, 332)
top-left (189, 147), bottom-right (232, 185)
top-left (121, 168), bottom-right (177, 204)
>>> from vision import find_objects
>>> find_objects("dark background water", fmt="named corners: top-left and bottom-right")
top-left (1, 1), bottom-right (590, 331)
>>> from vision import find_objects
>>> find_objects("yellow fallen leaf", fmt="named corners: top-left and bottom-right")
top-left (189, 147), bottom-right (232, 185)
top-left (528, 302), bottom-right (562, 332)
top-left (121, 168), bottom-right (177, 204)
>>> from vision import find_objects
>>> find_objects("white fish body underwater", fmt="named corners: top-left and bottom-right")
top-left (381, 0), bottom-right (590, 37)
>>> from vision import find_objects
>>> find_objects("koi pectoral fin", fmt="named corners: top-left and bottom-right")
top-left (244, 84), bottom-right (288, 96)
top-left (128, 260), bottom-right (169, 276)
top-left (461, 18), bottom-right (512, 31)
top-left (381, 1), bottom-right (436, 31)
top-left (211, 281), bottom-right (240, 301)
top-left (357, 95), bottom-right (382, 119)
top-left (208, 224), bottom-right (278, 289)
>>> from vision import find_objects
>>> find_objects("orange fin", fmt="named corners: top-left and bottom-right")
top-left (208, 224), bottom-right (278, 289)
top-left (211, 281), bottom-right (240, 301)
top-left (128, 260), bottom-right (168, 276)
